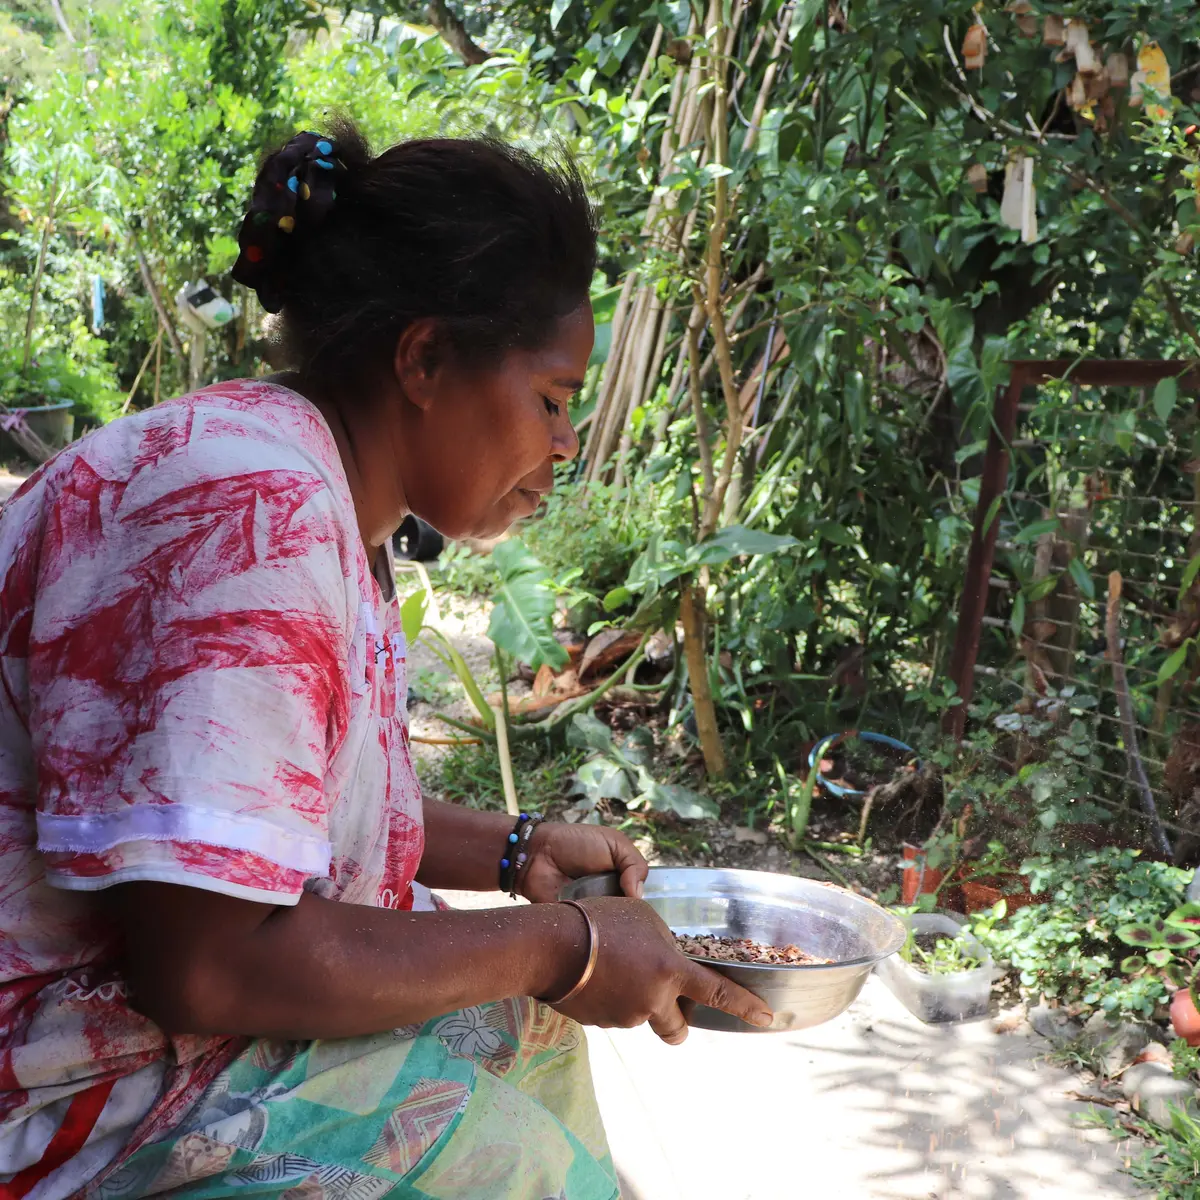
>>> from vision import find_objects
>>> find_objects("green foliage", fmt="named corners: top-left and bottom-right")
top-left (899, 929), bottom-right (985, 976)
top-left (487, 538), bottom-right (569, 672)
top-left (0, 343), bottom-right (121, 428)
top-left (1170, 1036), bottom-right (1200, 1082)
top-left (565, 712), bottom-right (719, 822)
top-left (521, 480), bottom-right (657, 615)
top-left (421, 736), bottom-right (584, 813)
top-left (978, 848), bottom-right (1191, 1021)
top-left (1085, 1103), bottom-right (1200, 1197)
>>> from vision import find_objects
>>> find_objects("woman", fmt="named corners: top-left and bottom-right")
top-left (0, 125), bottom-right (771, 1200)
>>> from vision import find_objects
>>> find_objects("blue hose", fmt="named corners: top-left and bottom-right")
top-left (808, 731), bottom-right (919, 800)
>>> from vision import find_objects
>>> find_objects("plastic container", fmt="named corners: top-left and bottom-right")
top-left (874, 911), bottom-right (993, 1024)
top-left (0, 401), bottom-right (74, 463)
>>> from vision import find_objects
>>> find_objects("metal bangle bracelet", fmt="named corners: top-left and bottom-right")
top-left (543, 900), bottom-right (599, 1005)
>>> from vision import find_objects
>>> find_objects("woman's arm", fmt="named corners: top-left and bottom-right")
top-left (414, 798), bottom-right (520, 892)
top-left (416, 797), bottom-right (648, 902)
top-left (109, 881), bottom-right (773, 1044)
top-left (112, 882), bottom-right (587, 1039)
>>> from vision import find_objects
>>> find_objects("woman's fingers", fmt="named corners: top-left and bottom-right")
top-left (678, 960), bottom-right (773, 1028)
top-left (649, 1001), bottom-right (690, 1045)
top-left (609, 831), bottom-right (648, 899)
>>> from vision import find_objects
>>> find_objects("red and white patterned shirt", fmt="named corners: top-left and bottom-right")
top-left (0, 381), bottom-right (425, 1197)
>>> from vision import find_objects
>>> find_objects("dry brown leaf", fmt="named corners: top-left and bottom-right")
top-left (1043, 13), bottom-right (1064, 46)
top-left (532, 664), bottom-right (555, 698)
top-left (962, 22), bottom-right (987, 70)
top-left (966, 162), bottom-right (989, 192)
top-left (1065, 19), bottom-right (1098, 74)
top-left (579, 629), bottom-right (642, 681)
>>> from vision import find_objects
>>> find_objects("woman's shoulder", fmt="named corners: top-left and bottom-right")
top-left (1, 379), bottom-right (355, 553)
top-left (151, 378), bottom-right (342, 473)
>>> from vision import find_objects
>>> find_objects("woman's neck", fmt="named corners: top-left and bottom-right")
top-left (271, 371), bottom-right (410, 567)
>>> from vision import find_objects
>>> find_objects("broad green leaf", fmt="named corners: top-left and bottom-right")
top-left (634, 766), bottom-right (719, 819)
top-left (550, 0), bottom-right (573, 30)
top-left (693, 525), bottom-right (799, 565)
top-left (399, 590), bottom-right (427, 644)
top-left (1153, 376), bottom-right (1178, 422)
top-left (1025, 575), bottom-right (1059, 603)
top-left (1147, 948), bottom-right (1175, 967)
top-left (422, 628), bottom-right (494, 730)
top-left (1116, 922), bottom-right (1165, 948)
top-left (487, 538), bottom-right (569, 671)
top-left (1067, 557), bottom-right (1095, 600)
top-left (816, 520), bottom-right (855, 546)
top-left (1165, 928), bottom-right (1200, 949)
top-left (1182, 553), bottom-right (1200, 593)
top-left (603, 586), bottom-right (632, 612)
top-left (981, 495), bottom-right (1003, 537)
top-left (1167, 902), bottom-right (1200, 930)
top-left (1120, 954), bottom-right (1147, 974)
top-left (571, 758), bottom-right (632, 803)
top-left (619, 725), bottom-right (655, 769)
top-left (1010, 591), bottom-right (1026, 638)
top-left (1012, 518), bottom-right (1060, 544)
top-left (1157, 642), bottom-right (1191, 685)
top-left (567, 712), bottom-right (614, 753)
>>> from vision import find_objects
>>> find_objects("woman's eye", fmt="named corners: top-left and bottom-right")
top-left (543, 396), bottom-right (561, 417)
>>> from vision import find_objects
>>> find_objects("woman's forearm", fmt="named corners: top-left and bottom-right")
top-left (115, 882), bottom-right (587, 1040)
top-left (416, 796), bottom-right (518, 892)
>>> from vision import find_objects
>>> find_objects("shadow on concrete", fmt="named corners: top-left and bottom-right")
top-left (593, 978), bottom-right (1143, 1200)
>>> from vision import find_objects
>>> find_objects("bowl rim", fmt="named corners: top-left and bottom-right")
top-left (565, 865), bottom-right (907, 971)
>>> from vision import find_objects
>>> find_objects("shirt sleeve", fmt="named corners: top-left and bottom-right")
top-left (29, 407), bottom-right (355, 905)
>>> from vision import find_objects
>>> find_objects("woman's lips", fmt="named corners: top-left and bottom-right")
top-left (515, 487), bottom-right (544, 512)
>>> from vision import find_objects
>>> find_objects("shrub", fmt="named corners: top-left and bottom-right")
top-left (977, 847), bottom-right (1190, 1021)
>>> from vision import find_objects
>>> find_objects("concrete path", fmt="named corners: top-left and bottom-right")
top-left (440, 889), bottom-right (1143, 1200)
top-left (590, 978), bottom-right (1142, 1200)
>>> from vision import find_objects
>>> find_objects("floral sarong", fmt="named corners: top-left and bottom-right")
top-left (92, 998), bottom-right (617, 1200)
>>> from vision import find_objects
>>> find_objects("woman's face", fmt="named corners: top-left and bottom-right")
top-left (394, 303), bottom-right (593, 541)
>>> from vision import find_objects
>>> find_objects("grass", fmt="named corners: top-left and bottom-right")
top-left (419, 737), bottom-right (586, 815)
top-left (1082, 1105), bottom-right (1200, 1196)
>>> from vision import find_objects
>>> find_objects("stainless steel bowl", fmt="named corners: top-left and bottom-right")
top-left (559, 866), bottom-right (906, 1033)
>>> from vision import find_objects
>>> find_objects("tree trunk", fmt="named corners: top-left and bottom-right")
top-left (425, 0), bottom-right (489, 66)
top-left (681, 580), bottom-right (726, 778)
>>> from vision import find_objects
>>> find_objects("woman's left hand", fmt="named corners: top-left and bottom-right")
top-left (519, 822), bottom-right (648, 904)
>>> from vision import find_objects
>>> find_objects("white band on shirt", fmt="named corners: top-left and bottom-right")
top-left (36, 803), bottom-right (331, 874)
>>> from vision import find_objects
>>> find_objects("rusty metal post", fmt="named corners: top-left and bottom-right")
top-left (942, 372), bottom-right (1026, 740)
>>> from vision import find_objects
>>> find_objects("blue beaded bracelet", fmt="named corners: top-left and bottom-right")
top-left (499, 811), bottom-right (543, 898)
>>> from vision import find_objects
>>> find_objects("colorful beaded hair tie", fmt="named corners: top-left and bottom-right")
top-left (231, 130), bottom-right (345, 313)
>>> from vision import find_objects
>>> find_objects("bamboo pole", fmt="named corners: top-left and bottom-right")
top-left (133, 239), bottom-right (187, 367)
top-left (121, 328), bottom-right (163, 414)
top-left (22, 166), bottom-right (61, 372)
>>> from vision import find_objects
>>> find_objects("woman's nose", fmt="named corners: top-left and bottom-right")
top-left (552, 420), bottom-right (580, 464)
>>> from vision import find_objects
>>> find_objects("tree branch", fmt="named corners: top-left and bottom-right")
top-left (49, 0), bottom-right (76, 44)
top-left (425, 0), bottom-right (489, 66)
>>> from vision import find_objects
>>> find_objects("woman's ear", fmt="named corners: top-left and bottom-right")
top-left (393, 319), bottom-right (441, 412)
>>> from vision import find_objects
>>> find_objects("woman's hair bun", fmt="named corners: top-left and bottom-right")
top-left (232, 130), bottom-right (351, 313)
top-left (234, 118), bottom-right (597, 388)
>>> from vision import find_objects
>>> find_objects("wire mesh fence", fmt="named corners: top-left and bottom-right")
top-left (950, 362), bottom-right (1200, 863)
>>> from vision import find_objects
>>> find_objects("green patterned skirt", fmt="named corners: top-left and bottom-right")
top-left (93, 998), bottom-right (617, 1200)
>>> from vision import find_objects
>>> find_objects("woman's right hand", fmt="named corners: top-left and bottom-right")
top-left (549, 897), bottom-right (774, 1043)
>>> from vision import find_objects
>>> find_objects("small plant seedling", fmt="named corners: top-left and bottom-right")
top-left (1170, 1036), bottom-right (1200, 1081)
top-left (898, 926), bottom-right (984, 975)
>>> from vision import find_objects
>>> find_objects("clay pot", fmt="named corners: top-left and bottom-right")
top-left (1171, 988), bottom-right (1200, 1047)
top-left (901, 844), bottom-right (963, 910)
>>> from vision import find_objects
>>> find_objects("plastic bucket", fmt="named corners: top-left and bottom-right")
top-left (0, 401), bottom-right (75, 462)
